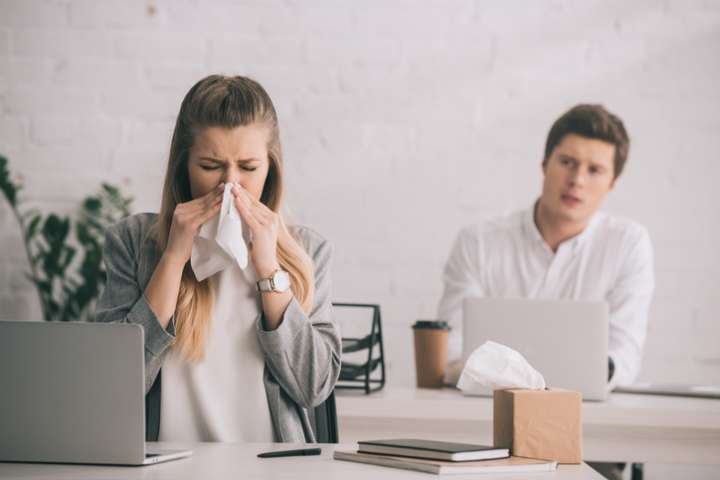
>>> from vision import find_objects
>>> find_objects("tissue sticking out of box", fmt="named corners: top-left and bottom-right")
top-left (457, 341), bottom-right (546, 394)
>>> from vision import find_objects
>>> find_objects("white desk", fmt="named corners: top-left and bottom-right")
top-left (0, 443), bottom-right (602, 479)
top-left (336, 387), bottom-right (720, 464)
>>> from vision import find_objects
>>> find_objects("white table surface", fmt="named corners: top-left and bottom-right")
top-left (0, 443), bottom-right (602, 479)
top-left (336, 387), bottom-right (720, 464)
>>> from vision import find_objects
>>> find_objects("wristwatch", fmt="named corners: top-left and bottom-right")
top-left (256, 269), bottom-right (291, 293)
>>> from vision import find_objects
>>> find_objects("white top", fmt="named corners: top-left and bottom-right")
top-left (438, 204), bottom-right (654, 387)
top-left (158, 265), bottom-right (274, 442)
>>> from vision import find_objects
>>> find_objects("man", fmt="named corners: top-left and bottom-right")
top-left (437, 104), bottom-right (654, 479)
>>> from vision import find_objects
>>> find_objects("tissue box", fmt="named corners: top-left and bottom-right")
top-left (493, 388), bottom-right (582, 464)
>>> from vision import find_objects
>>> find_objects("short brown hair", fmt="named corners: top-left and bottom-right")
top-left (543, 104), bottom-right (630, 179)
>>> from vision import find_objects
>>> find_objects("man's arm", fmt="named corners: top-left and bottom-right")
top-left (437, 227), bottom-right (484, 363)
top-left (606, 226), bottom-right (655, 389)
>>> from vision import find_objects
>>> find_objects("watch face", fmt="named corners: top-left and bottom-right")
top-left (272, 270), bottom-right (291, 292)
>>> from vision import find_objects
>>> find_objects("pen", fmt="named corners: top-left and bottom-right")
top-left (257, 447), bottom-right (322, 458)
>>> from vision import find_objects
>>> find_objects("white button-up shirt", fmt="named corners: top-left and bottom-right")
top-left (438, 204), bottom-right (654, 387)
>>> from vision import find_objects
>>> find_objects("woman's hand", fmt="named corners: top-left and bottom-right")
top-left (231, 183), bottom-right (280, 279)
top-left (163, 183), bottom-right (224, 266)
top-left (145, 184), bottom-right (223, 329)
top-left (232, 183), bottom-right (291, 331)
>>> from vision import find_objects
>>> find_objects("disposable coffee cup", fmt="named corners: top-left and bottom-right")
top-left (412, 320), bottom-right (450, 389)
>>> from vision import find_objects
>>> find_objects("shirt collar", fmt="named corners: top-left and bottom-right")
top-left (523, 202), bottom-right (546, 246)
top-left (524, 200), bottom-right (601, 253)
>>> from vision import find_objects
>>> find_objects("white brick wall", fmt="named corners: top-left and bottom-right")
top-left (0, 1), bottom-right (718, 475)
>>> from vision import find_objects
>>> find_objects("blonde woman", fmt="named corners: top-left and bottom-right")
top-left (95, 75), bottom-right (341, 443)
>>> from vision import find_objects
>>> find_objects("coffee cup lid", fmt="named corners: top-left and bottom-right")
top-left (412, 320), bottom-right (450, 330)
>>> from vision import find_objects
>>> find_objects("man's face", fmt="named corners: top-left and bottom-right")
top-left (540, 133), bottom-right (616, 225)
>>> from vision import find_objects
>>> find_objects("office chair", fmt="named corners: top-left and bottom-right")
top-left (145, 372), bottom-right (161, 441)
top-left (631, 463), bottom-right (643, 480)
top-left (311, 391), bottom-right (339, 443)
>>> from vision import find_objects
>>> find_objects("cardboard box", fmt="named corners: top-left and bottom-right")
top-left (493, 388), bottom-right (582, 464)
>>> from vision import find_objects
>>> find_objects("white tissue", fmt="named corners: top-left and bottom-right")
top-left (190, 183), bottom-right (249, 281)
top-left (457, 341), bottom-right (546, 393)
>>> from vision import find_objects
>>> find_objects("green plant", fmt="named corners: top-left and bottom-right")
top-left (0, 154), bottom-right (132, 321)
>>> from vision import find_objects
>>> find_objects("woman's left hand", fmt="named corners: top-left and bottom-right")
top-left (231, 183), bottom-right (280, 279)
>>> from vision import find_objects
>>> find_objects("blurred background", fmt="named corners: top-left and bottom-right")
top-left (0, 1), bottom-right (718, 475)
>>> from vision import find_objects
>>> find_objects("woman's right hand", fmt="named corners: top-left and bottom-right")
top-left (163, 183), bottom-right (224, 265)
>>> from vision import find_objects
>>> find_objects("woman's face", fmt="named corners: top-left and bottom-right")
top-left (187, 124), bottom-right (271, 201)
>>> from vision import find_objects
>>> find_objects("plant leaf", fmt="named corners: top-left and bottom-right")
top-left (25, 214), bottom-right (42, 240)
top-left (0, 155), bottom-right (20, 207)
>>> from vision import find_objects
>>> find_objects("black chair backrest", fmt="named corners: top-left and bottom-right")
top-left (145, 371), bottom-right (161, 441)
top-left (312, 391), bottom-right (339, 443)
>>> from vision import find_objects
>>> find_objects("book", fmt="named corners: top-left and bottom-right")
top-left (333, 450), bottom-right (557, 475)
top-left (357, 439), bottom-right (508, 461)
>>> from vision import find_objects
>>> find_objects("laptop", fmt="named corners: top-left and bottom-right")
top-left (461, 297), bottom-right (609, 401)
top-left (615, 383), bottom-right (720, 399)
top-left (0, 320), bottom-right (192, 465)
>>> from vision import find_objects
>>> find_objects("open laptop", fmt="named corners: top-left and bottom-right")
top-left (615, 383), bottom-right (720, 399)
top-left (461, 297), bottom-right (609, 401)
top-left (0, 320), bottom-right (191, 465)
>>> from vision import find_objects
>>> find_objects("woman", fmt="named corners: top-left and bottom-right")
top-left (95, 75), bottom-right (341, 443)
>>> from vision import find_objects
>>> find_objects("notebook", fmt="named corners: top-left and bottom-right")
top-left (334, 450), bottom-right (557, 475)
top-left (357, 439), bottom-right (508, 461)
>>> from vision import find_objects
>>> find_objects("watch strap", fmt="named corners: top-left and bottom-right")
top-left (257, 277), bottom-right (274, 292)
top-left (256, 269), bottom-right (290, 293)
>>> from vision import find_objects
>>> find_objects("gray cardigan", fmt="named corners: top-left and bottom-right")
top-left (94, 213), bottom-right (341, 443)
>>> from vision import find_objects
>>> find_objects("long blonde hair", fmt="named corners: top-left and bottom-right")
top-left (153, 75), bottom-right (315, 361)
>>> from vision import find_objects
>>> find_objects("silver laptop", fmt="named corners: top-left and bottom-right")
top-left (462, 297), bottom-right (609, 401)
top-left (0, 320), bottom-right (191, 465)
top-left (615, 383), bottom-right (720, 399)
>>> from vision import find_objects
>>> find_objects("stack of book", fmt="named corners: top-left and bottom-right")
top-left (333, 439), bottom-right (557, 475)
